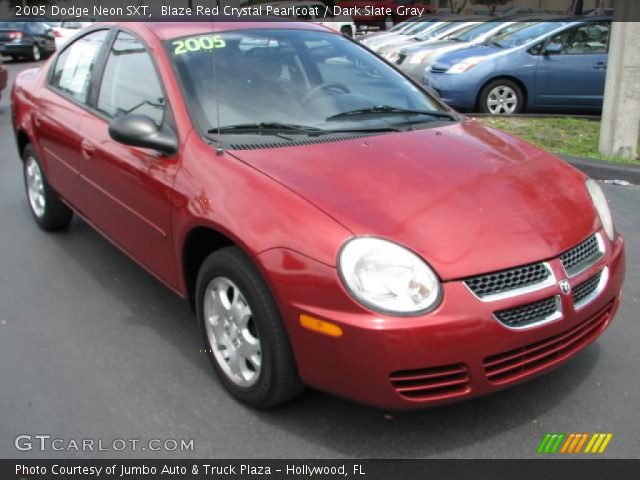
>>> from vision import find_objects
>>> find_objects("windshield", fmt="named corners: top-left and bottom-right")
top-left (0, 22), bottom-right (25, 29)
top-left (448, 21), bottom-right (502, 42)
top-left (491, 22), bottom-right (568, 48)
top-left (415, 22), bottom-right (462, 41)
top-left (168, 29), bottom-right (447, 135)
top-left (403, 20), bottom-right (439, 35)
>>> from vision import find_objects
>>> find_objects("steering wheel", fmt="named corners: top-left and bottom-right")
top-left (301, 83), bottom-right (351, 105)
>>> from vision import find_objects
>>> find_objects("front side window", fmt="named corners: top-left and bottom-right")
top-left (547, 22), bottom-right (610, 55)
top-left (50, 30), bottom-right (108, 104)
top-left (97, 31), bottom-right (166, 126)
top-left (168, 29), bottom-right (446, 135)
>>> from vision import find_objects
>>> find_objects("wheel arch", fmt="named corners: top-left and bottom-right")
top-left (477, 75), bottom-right (528, 112)
top-left (15, 129), bottom-right (31, 159)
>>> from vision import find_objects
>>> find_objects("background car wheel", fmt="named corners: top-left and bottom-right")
top-left (196, 246), bottom-right (304, 409)
top-left (340, 26), bottom-right (353, 37)
top-left (22, 145), bottom-right (73, 230)
top-left (30, 44), bottom-right (41, 62)
top-left (479, 79), bottom-right (524, 115)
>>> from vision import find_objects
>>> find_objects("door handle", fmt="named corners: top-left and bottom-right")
top-left (593, 62), bottom-right (607, 70)
top-left (81, 140), bottom-right (95, 159)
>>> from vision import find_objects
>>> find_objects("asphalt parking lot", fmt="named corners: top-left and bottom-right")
top-left (0, 60), bottom-right (639, 459)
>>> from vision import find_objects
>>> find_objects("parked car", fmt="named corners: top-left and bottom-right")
top-left (356, 14), bottom-right (419, 41)
top-left (0, 57), bottom-right (7, 100)
top-left (378, 20), bottom-right (484, 62)
top-left (49, 20), bottom-right (94, 50)
top-left (12, 22), bottom-right (625, 410)
top-left (337, 0), bottom-right (436, 28)
top-left (423, 19), bottom-right (611, 114)
top-left (360, 16), bottom-right (442, 50)
top-left (394, 20), bottom-right (517, 81)
top-left (0, 21), bottom-right (56, 61)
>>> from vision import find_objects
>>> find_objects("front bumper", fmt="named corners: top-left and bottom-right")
top-left (258, 231), bottom-right (625, 409)
top-left (422, 70), bottom-right (480, 110)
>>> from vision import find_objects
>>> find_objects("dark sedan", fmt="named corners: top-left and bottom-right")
top-left (0, 21), bottom-right (56, 61)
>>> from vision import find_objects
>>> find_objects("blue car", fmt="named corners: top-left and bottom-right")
top-left (422, 19), bottom-right (611, 114)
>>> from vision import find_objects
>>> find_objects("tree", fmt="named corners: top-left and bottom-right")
top-left (470, 0), bottom-right (510, 16)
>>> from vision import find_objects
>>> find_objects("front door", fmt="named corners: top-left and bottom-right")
top-left (534, 22), bottom-right (610, 108)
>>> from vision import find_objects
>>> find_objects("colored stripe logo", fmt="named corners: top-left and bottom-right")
top-left (537, 433), bottom-right (613, 454)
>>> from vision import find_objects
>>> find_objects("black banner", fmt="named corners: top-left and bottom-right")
top-left (3, 460), bottom-right (640, 480)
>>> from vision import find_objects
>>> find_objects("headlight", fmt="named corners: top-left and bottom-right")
top-left (338, 237), bottom-right (441, 315)
top-left (447, 56), bottom-right (487, 74)
top-left (586, 179), bottom-right (615, 240)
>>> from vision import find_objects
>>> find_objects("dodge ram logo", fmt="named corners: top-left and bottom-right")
top-left (559, 280), bottom-right (571, 295)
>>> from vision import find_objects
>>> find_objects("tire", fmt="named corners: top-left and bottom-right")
top-left (479, 79), bottom-right (524, 115)
top-left (22, 145), bottom-right (73, 230)
top-left (30, 43), bottom-right (41, 62)
top-left (196, 246), bottom-right (304, 409)
top-left (340, 26), bottom-right (353, 37)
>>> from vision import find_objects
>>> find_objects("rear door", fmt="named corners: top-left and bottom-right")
top-left (36, 29), bottom-right (109, 212)
top-left (534, 22), bottom-right (610, 108)
top-left (78, 30), bottom-right (179, 288)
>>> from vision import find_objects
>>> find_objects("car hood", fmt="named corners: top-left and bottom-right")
top-left (431, 44), bottom-right (503, 70)
top-left (228, 120), bottom-right (598, 280)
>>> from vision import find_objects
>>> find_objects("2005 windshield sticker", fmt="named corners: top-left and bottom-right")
top-left (173, 35), bottom-right (226, 55)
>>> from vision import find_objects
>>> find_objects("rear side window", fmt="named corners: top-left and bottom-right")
top-left (96, 31), bottom-right (166, 126)
top-left (50, 30), bottom-right (108, 103)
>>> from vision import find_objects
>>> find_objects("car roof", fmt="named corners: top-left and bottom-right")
top-left (108, 20), bottom-right (329, 41)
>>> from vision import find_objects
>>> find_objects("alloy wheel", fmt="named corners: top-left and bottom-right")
top-left (486, 85), bottom-right (518, 115)
top-left (25, 156), bottom-right (46, 218)
top-left (203, 277), bottom-right (261, 387)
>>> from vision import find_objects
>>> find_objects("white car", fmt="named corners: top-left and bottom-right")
top-left (362, 18), bottom-right (443, 50)
top-left (377, 21), bottom-right (482, 63)
top-left (50, 21), bottom-right (93, 50)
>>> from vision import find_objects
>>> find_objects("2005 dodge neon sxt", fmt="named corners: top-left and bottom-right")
top-left (11, 22), bottom-right (625, 409)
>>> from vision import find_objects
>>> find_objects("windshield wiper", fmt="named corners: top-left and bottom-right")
top-left (210, 122), bottom-right (325, 135)
top-left (326, 106), bottom-right (456, 122)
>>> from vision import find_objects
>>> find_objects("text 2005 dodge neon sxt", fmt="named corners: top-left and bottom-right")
top-left (11, 22), bottom-right (625, 409)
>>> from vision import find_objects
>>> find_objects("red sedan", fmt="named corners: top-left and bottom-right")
top-left (11, 22), bottom-right (625, 409)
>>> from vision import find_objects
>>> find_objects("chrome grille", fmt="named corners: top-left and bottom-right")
top-left (464, 263), bottom-right (551, 299)
top-left (560, 234), bottom-right (603, 276)
top-left (494, 296), bottom-right (560, 329)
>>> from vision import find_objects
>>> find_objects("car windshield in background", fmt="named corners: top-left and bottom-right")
top-left (0, 22), bottom-right (25, 29)
top-left (491, 21), bottom-right (568, 48)
top-left (447, 21), bottom-right (501, 42)
top-left (168, 29), bottom-right (449, 135)
top-left (416, 22), bottom-right (458, 41)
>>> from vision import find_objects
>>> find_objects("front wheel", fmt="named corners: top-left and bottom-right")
top-left (23, 145), bottom-right (73, 230)
top-left (479, 79), bottom-right (524, 115)
top-left (196, 247), bottom-right (304, 408)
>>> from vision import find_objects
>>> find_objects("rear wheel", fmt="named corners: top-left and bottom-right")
top-left (196, 247), bottom-right (304, 409)
top-left (479, 79), bottom-right (524, 115)
top-left (30, 44), bottom-right (41, 62)
top-left (22, 145), bottom-right (73, 230)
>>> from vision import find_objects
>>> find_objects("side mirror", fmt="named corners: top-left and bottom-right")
top-left (544, 43), bottom-right (563, 55)
top-left (108, 114), bottom-right (178, 156)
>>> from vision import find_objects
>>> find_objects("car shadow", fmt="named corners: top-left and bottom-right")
top-left (46, 216), bottom-right (601, 458)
